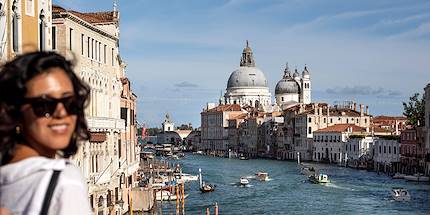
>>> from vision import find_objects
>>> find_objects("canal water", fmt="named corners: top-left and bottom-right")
top-left (159, 154), bottom-right (430, 215)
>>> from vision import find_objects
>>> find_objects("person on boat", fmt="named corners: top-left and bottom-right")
top-left (0, 52), bottom-right (91, 214)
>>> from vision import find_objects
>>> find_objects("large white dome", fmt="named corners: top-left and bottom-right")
top-left (227, 67), bottom-right (268, 89)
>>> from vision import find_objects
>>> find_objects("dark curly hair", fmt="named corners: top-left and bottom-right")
top-left (0, 51), bottom-right (90, 165)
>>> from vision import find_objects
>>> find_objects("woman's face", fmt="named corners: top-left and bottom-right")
top-left (20, 68), bottom-right (77, 157)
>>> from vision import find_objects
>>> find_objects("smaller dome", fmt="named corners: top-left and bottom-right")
top-left (275, 79), bottom-right (300, 94)
top-left (302, 65), bottom-right (310, 77)
top-left (293, 70), bottom-right (300, 78)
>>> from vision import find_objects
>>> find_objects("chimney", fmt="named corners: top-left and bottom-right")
top-left (353, 102), bottom-right (357, 111)
top-left (365, 105), bottom-right (369, 115)
top-left (395, 120), bottom-right (399, 135)
top-left (327, 105), bottom-right (330, 117)
top-left (314, 103), bottom-right (317, 115)
top-left (359, 104), bottom-right (364, 117)
top-left (319, 106), bottom-right (322, 116)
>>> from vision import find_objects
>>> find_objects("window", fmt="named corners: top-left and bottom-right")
top-left (91, 39), bottom-right (94, 59)
top-left (81, 34), bottom-right (84, 55)
top-left (25, 0), bottom-right (34, 16)
top-left (39, 10), bottom-right (46, 51)
top-left (118, 139), bottom-right (121, 158)
top-left (394, 146), bottom-right (396, 154)
top-left (12, 1), bottom-right (19, 52)
top-left (330, 118), bottom-right (333, 123)
top-left (384, 146), bottom-right (386, 153)
top-left (379, 146), bottom-right (381, 153)
top-left (69, 28), bottom-right (73, 50)
top-left (98, 42), bottom-right (101, 61)
top-left (94, 40), bottom-right (97, 60)
top-left (389, 146), bottom-right (391, 154)
top-left (104, 45), bottom-right (107, 63)
top-left (281, 97), bottom-right (284, 101)
top-left (308, 117), bottom-right (311, 123)
top-left (52, 26), bottom-right (56, 50)
top-left (111, 48), bottom-right (115, 66)
top-left (365, 119), bottom-right (367, 123)
top-left (323, 118), bottom-right (326, 123)
top-left (87, 37), bottom-right (90, 57)
top-left (120, 107), bottom-right (128, 126)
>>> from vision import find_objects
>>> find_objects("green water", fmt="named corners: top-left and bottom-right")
top-left (158, 154), bottom-right (430, 215)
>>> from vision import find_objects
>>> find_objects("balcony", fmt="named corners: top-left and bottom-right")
top-left (87, 116), bottom-right (125, 131)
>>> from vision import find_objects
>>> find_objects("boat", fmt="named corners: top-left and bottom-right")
top-left (404, 173), bottom-right (430, 182)
top-left (199, 168), bottom-right (215, 193)
top-left (240, 177), bottom-right (249, 186)
top-left (174, 173), bottom-right (199, 183)
top-left (391, 187), bottom-right (411, 201)
top-left (255, 172), bottom-right (269, 181)
top-left (309, 173), bottom-right (330, 184)
top-left (300, 166), bottom-right (316, 176)
top-left (156, 190), bottom-right (189, 201)
top-left (392, 172), bottom-right (406, 179)
top-left (200, 183), bottom-right (216, 192)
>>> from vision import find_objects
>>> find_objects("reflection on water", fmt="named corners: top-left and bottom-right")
top-left (159, 154), bottom-right (430, 215)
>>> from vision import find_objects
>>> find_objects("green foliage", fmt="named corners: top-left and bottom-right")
top-left (403, 93), bottom-right (425, 127)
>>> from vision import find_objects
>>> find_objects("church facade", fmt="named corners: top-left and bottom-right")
top-left (223, 41), bottom-right (312, 111)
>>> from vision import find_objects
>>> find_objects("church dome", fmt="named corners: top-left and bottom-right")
top-left (275, 78), bottom-right (300, 94)
top-left (227, 67), bottom-right (268, 88)
top-left (293, 69), bottom-right (300, 78)
top-left (226, 41), bottom-right (268, 89)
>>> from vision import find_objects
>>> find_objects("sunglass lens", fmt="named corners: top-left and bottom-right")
top-left (31, 99), bottom-right (57, 117)
top-left (62, 96), bottom-right (80, 115)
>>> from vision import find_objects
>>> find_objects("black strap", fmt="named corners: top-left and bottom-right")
top-left (40, 170), bottom-right (62, 215)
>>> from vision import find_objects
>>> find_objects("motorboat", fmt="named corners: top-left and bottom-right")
top-left (391, 187), bottom-right (411, 201)
top-left (392, 172), bottom-right (406, 179)
top-left (174, 173), bottom-right (199, 183)
top-left (156, 190), bottom-right (189, 201)
top-left (404, 173), bottom-right (430, 182)
top-left (309, 173), bottom-right (330, 184)
top-left (239, 153), bottom-right (249, 160)
top-left (255, 172), bottom-right (269, 181)
top-left (300, 166), bottom-right (316, 176)
top-left (240, 177), bottom-right (250, 186)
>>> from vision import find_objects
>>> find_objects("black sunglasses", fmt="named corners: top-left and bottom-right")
top-left (22, 95), bottom-right (82, 117)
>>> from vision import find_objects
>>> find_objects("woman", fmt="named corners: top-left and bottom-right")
top-left (0, 52), bottom-right (91, 214)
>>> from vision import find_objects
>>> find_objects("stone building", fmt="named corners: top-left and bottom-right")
top-left (53, 4), bottom-right (138, 215)
top-left (0, 0), bottom-right (52, 62)
top-left (200, 104), bottom-right (244, 156)
top-left (400, 128), bottom-right (426, 174)
top-left (372, 138), bottom-right (400, 173)
top-left (313, 124), bottom-right (368, 164)
top-left (425, 83), bottom-right (430, 175)
top-left (282, 102), bottom-right (372, 161)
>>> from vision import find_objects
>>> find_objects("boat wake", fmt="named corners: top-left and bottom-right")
top-left (325, 183), bottom-right (355, 191)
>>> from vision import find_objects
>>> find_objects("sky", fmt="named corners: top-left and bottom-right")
top-left (54, 0), bottom-right (430, 128)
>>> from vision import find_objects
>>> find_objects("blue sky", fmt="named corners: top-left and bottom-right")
top-left (54, 0), bottom-right (430, 128)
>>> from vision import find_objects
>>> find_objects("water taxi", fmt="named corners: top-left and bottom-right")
top-left (404, 173), bottom-right (430, 182)
top-left (392, 172), bottom-right (406, 179)
top-left (240, 177), bottom-right (250, 186)
top-left (391, 187), bottom-right (411, 201)
top-left (156, 190), bottom-right (189, 201)
top-left (309, 173), bottom-right (330, 184)
top-left (255, 172), bottom-right (269, 181)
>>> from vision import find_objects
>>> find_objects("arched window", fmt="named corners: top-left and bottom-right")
top-left (12, 0), bottom-right (19, 52)
top-left (39, 10), bottom-right (46, 50)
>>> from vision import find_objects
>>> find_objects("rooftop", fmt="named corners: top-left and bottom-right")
top-left (315, 124), bottom-right (367, 133)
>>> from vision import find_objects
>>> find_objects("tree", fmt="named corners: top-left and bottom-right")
top-left (403, 93), bottom-right (425, 127)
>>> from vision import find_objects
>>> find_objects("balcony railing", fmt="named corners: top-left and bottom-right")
top-left (87, 116), bottom-right (125, 131)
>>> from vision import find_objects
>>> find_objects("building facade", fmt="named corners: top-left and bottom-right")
top-left (372, 138), bottom-right (400, 173)
top-left (313, 124), bottom-right (367, 164)
top-left (400, 128), bottom-right (426, 175)
top-left (425, 84), bottom-right (430, 175)
top-left (200, 104), bottom-right (244, 156)
top-left (0, 0), bottom-right (52, 62)
top-left (53, 4), bottom-right (138, 214)
top-left (283, 102), bottom-right (372, 161)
